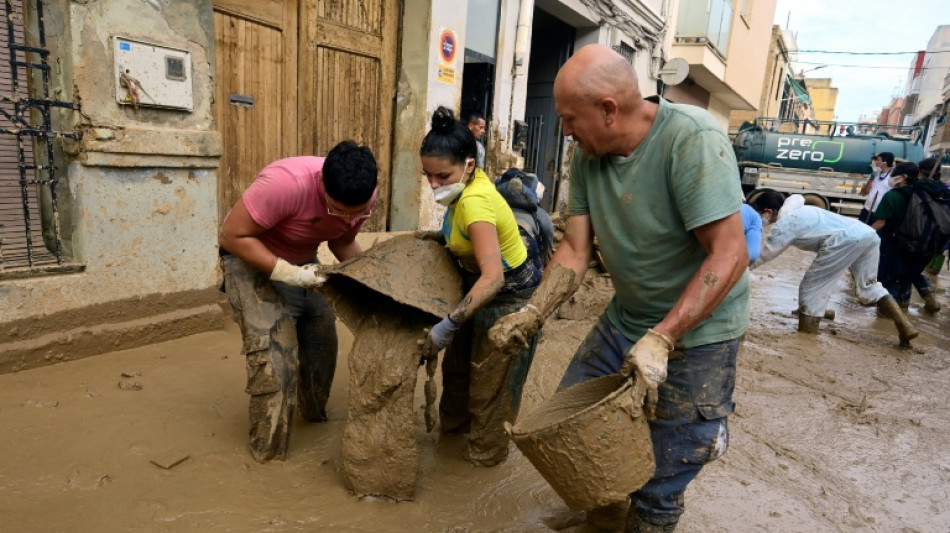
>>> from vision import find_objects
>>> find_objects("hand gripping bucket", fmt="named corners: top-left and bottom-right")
top-left (507, 374), bottom-right (655, 510)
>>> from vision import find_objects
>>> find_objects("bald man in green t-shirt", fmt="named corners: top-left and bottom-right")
top-left (490, 45), bottom-right (749, 532)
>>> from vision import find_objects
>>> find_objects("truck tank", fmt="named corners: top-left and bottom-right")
top-left (734, 120), bottom-right (924, 174)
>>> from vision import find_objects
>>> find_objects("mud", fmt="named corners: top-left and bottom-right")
top-left (319, 234), bottom-right (463, 500)
top-left (0, 247), bottom-right (948, 532)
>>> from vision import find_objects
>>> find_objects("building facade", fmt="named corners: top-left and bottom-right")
top-left (802, 78), bottom-right (838, 123)
top-left (665, 0), bottom-right (777, 130)
top-left (728, 24), bottom-right (816, 133)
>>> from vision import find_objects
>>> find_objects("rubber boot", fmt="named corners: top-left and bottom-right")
top-left (877, 295), bottom-right (919, 346)
top-left (626, 508), bottom-right (678, 533)
top-left (797, 314), bottom-right (821, 334)
top-left (922, 292), bottom-right (941, 314)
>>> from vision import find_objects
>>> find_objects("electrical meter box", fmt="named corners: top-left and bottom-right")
top-left (113, 36), bottom-right (194, 111)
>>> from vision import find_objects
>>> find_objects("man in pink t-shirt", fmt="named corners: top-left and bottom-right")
top-left (218, 141), bottom-right (378, 462)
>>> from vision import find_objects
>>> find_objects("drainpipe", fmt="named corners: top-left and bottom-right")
top-left (514, 0), bottom-right (535, 78)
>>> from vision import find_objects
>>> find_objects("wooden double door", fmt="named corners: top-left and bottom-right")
top-left (213, 0), bottom-right (398, 230)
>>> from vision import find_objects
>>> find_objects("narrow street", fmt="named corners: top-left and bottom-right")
top-left (1, 247), bottom-right (947, 533)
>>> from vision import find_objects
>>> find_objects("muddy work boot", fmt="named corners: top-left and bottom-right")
top-left (877, 295), bottom-right (919, 346)
top-left (922, 292), bottom-right (941, 314)
top-left (626, 509), bottom-right (678, 533)
top-left (797, 314), bottom-right (821, 334)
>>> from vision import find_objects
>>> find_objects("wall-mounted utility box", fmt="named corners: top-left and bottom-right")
top-left (113, 37), bottom-right (193, 111)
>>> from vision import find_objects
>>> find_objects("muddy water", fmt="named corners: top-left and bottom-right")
top-left (1, 247), bottom-right (948, 532)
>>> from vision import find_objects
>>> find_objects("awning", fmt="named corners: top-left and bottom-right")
top-left (787, 74), bottom-right (812, 106)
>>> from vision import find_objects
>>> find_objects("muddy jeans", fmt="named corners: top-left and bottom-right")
top-left (440, 285), bottom-right (539, 466)
top-left (559, 314), bottom-right (740, 529)
top-left (220, 254), bottom-right (338, 462)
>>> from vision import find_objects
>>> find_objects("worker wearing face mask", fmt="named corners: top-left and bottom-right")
top-left (750, 191), bottom-right (917, 345)
top-left (859, 152), bottom-right (894, 224)
top-left (415, 106), bottom-right (543, 467)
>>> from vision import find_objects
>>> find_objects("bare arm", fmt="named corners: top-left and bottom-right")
top-left (446, 221), bottom-right (505, 325)
top-left (327, 228), bottom-right (363, 262)
top-left (860, 176), bottom-right (874, 196)
top-left (653, 212), bottom-right (748, 342)
top-left (218, 198), bottom-right (280, 273)
top-left (871, 218), bottom-right (886, 231)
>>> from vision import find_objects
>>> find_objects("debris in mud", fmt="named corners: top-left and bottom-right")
top-left (149, 450), bottom-right (190, 470)
top-left (121, 371), bottom-right (141, 378)
top-left (22, 399), bottom-right (59, 408)
top-left (118, 381), bottom-right (143, 391)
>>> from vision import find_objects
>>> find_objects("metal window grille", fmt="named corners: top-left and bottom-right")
top-left (523, 115), bottom-right (543, 174)
top-left (1, 0), bottom-right (81, 277)
top-left (615, 41), bottom-right (636, 65)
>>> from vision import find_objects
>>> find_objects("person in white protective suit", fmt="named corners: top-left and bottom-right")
top-left (749, 191), bottom-right (919, 345)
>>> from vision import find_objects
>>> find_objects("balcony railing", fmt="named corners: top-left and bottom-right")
top-left (675, 0), bottom-right (733, 59)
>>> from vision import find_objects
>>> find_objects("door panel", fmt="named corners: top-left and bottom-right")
top-left (213, 1), bottom-right (297, 222)
top-left (300, 0), bottom-right (398, 231)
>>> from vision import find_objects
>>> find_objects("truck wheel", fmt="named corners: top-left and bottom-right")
top-left (802, 193), bottom-right (830, 210)
top-left (745, 188), bottom-right (780, 205)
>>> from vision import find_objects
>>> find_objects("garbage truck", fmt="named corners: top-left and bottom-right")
top-left (733, 118), bottom-right (925, 214)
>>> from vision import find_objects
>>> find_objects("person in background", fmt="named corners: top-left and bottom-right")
top-left (859, 152), bottom-right (893, 224)
top-left (873, 161), bottom-right (942, 314)
top-left (749, 191), bottom-right (917, 344)
top-left (467, 112), bottom-right (487, 169)
top-left (740, 203), bottom-right (763, 264)
top-left (920, 157), bottom-right (949, 278)
top-left (218, 141), bottom-right (378, 462)
top-left (416, 106), bottom-right (543, 467)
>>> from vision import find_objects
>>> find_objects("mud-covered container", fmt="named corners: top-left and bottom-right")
top-left (321, 234), bottom-right (463, 327)
top-left (508, 374), bottom-right (655, 511)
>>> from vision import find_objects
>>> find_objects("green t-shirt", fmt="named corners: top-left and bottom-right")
top-left (873, 188), bottom-right (907, 223)
top-left (565, 97), bottom-right (750, 347)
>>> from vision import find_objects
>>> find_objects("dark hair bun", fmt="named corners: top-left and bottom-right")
top-left (431, 106), bottom-right (457, 133)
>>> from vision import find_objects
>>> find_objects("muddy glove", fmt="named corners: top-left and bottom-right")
top-left (488, 304), bottom-right (544, 356)
top-left (620, 329), bottom-right (674, 420)
top-left (270, 258), bottom-right (326, 289)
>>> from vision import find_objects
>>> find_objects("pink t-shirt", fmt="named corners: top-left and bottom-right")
top-left (242, 156), bottom-right (375, 265)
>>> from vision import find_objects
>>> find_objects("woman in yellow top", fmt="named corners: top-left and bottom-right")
top-left (417, 106), bottom-right (543, 466)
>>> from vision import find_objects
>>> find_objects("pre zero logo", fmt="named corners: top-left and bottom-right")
top-left (775, 137), bottom-right (844, 164)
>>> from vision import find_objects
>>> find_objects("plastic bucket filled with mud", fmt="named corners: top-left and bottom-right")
top-left (508, 374), bottom-right (655, 511)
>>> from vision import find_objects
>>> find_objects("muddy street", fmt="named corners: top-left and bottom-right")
top-left (1, 247), bottom-right (948, 533)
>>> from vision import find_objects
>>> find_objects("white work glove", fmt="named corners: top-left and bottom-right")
top-left (620, 328), bottom-right (674, 420)
top-left (270, 258), bottom-right (326, 289)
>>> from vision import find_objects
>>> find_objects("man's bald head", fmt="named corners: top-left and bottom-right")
top-left (554, 44), bottom-right (641, 111)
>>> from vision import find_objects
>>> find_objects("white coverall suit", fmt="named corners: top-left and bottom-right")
top-left (753, 195), bottom-right (890, 317)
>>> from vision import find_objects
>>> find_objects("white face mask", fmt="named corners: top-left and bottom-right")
top-left (887, 175), bottom-right (904, 188)
top-left (433, 182), bottom-right (466, 206)
top-left (429, 159), bottom-right (474, 206)
top-left (871, 164), bottom-right (881, 173)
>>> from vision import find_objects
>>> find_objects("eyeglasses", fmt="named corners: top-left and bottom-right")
top-left (327, 204), bottom-right (372, 220)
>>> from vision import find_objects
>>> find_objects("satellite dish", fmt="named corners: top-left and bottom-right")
top-left (659, 58), bottom-right (689, 86)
